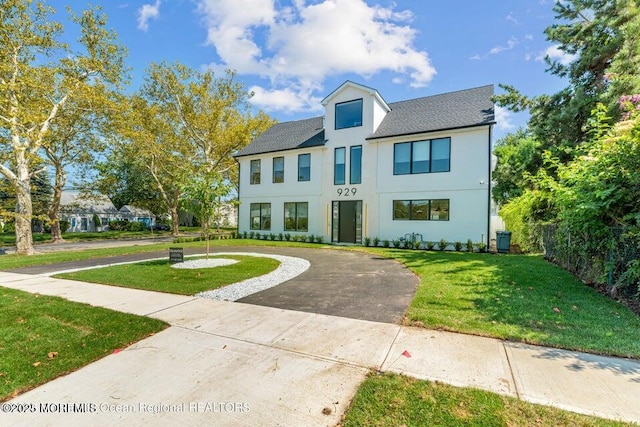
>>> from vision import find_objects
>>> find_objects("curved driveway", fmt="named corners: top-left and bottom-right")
top-left (7, 245), bottom-right (419, 324)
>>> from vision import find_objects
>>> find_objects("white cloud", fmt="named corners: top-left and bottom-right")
top-left (474, 37), bottom-right (518, 60)
top-left (506, 12), bottom-right (519, 24)
top-left (536, 44), bottom-right (577, 66)
top-left (137, 0), bottom-right (161, 31)
top-left (250, 85), bottom-right (323, 113)
top-left (495, 106), bottom-right (516, 131)
top-left (196, 0), bottom-right (436, 112)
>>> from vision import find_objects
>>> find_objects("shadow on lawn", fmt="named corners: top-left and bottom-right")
top-left (387, 250), bottom-right (640, 359)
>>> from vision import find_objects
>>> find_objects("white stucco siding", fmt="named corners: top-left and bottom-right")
top-left (376, 190), bottom-right (489, 243)
top-left (371, 126), bottom-right (491, 244)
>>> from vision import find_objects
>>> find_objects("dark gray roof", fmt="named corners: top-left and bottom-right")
top-left (235, 85), bottom-right (494, 157)
top-left (368, 85), bottom-right (495, 140)
top-left (234, 116), bottom-right (325, 157)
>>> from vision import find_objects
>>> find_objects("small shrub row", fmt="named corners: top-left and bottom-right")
top-left (364, 237), bottom-right (487, 252)
top-left (237, 231), bottom-right (324, 244)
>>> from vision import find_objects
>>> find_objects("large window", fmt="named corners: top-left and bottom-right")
top-left (335, 99), bottom-right (363, 129)
top-left (393, 199), bottom-right (449, 221)
top-left (350, 145), bottom-right (362, 184)
top-left (250, 159), bottom-right (261, 184)
top-left (250, 203), bottom-right (271, 230)
top-left (298, 153), bottom-right (310, 181)
top-left (393, 138), bottom-right (451, 175)
top-left (273, 157), bottom-right (284, 183)
top-left (284, 202), bottom-right (308, 231)
top-left (334, 147), bottom-right (346, 185)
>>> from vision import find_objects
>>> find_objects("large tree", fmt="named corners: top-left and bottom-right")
top-left (102, 62), bottom-right (275, 236)
top-left (0, 1), bottom-right (126, 254)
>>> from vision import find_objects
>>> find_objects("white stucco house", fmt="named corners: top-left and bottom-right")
top-left (234, 81), bottom-right (496, 245)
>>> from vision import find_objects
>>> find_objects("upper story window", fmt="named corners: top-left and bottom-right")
top-left (350, 145), bottom-right (362, 184)
top-left (273, 157), bottom-right (284, 183)
top-left (335, 99), bottom-right (363, 130)
top-left (334, 147), bottom-right (346, 185)
top-left (298, 153), bottom-right (310, 182)
top-left (250, 159), bottom-right (261, 184)
top-left (393, 137), bottom-right (451, 175)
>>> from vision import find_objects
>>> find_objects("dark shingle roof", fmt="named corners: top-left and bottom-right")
top-left (367, 85), bottom-right (495, 140)
top-left (235, 85), bottom-right (494, 157)
top-left (234, 116), bottom-right (325, 157)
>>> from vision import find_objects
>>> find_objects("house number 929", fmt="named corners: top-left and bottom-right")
top-left (337, 187), bottom-right (357, 196)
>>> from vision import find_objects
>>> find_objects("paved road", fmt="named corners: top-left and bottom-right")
top-left (5, 245), bottom-right (419, 324)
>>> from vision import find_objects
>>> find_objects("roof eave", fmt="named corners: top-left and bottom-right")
top-left (365, 121), bottom-right (496, 141)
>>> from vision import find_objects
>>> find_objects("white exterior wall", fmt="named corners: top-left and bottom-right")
top-left (238, 146), bottom-right (324, 236)
top-left (237, 83), bottom-right (492, 245)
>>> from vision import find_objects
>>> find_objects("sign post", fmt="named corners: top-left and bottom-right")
top-left (169, 247), bottom-right (184, 263)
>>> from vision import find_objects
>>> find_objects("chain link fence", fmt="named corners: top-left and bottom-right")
top-left (542, 224), bottom-right (640, 299)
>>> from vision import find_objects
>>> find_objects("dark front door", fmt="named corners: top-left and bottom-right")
top-left (332, 200), bottom-right (362, 243)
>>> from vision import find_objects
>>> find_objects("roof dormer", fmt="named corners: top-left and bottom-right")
top-left (321, 81), bottom-right (390, 137)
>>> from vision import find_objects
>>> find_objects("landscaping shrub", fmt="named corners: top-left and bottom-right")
top-left (438, 238), bottom-right (448, 251)
top-left (392, 239), bottom-right (401, 249)
top-left (284, 233), bottom-right (291, 241)
top-left (425, 241), bottom-right (435, 251)
top-left (308, 234), bottom-right (315, 243)
top-left (278, 233), bottom-right (283, 241)
top-left (454, 241), bottom-right (463, 252)
top-left (364, 237), bottom-right (371, 247)
top-left (316, 236), bottom-right (324, 244)
top-left (413, 240), bottom-right (421, 250)
top-left (382, 239), bottom-right (390, 248)
top-left (372, 237), bottom-right (380, 247)
top-left (466, 239), bottom-right (474, 252)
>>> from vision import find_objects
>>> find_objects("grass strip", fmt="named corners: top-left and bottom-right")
top-left (0, 287), bottom-right (167, 401)
top-left (375, 249), bottom-right (640, 359)
top-left (54, 255), bottom-right (280, 295)
top-left (342, 372), bottom-right (632, 426)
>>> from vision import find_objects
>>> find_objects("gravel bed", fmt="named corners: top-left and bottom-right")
top-left (171, 258), bottom-right (239, 269)
top-left (196, 252), bottom-right (310, 301)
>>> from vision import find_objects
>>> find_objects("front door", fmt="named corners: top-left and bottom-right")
top-left (332, 200), bottom-right (362, 243)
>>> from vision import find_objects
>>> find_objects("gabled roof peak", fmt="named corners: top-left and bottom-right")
top-left (321, 80), bottom-right (390, 112)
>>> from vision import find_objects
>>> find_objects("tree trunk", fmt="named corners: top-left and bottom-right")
top-left (14, 162), bottom-right (35, 255)
top-left (48, 167), bottom-right (66, 243)
top-left (170, 205), bottom-right (180, 237)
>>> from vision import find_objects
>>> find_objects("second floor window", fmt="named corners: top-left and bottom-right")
top-left (298, 153), bottom-right (310, 181)
top-left (393, 138), bottom-right (451, 175)
top-left (250, 159), bottom-right (261, 184)
top-left (335, 99), bottom-right (363, 129)
top-left (350, 145), bottom-right (362, 184)
top-left (334, 147), bottom-right (346, 185)
top-left (273, 157), bottom-right (284, 183)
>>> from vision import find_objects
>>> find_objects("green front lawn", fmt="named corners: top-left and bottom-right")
top-left (342, 373), bottom-right (631, 426)
top-left (0, 230), bottom-right (173, 245)
top-left (375, 249), bottom-right (640, 359)
top-left (55, 255), bottom-right (281, 295)
top-left (0, 287), bottom-right (166, 401)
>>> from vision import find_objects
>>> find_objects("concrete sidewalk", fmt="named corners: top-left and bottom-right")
top-left (1, 271), bottom-right (639, 426)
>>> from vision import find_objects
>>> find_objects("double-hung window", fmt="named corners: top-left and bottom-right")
top-left (273, 157), bottom-right (284, 183)
top-left (284, 202), bottom-right (308, 231)
top-left (393, 138), bottom-right (451, 175)
top-left (250, 159), bottom-right (261, 184)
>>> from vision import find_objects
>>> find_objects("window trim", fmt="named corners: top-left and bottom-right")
top-left (250, 202), bottom-right (271, 230)
top-left (335, 98), bottom-right (363, 130)
top-left (250, 159), bottom-right (261, 185)
top-left (393, 137), bottom-right (451, 175)
top-left (284, 202), bottom-right (309, 232)
top-left (392, 199), bottom-right (450, 221)
top-left (350, 145), bottom-right (362, 185)
top-left (272, 156), bottom-right (284, 183)
top-left (334, 147), bottom-right (346, 185)
top-left (298, 153), bottom-right (311, 182)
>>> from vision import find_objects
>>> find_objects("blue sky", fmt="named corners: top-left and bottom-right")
top-left (49, 0), bottom-right (576, 142)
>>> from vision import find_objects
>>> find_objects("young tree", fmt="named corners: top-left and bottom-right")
top-left (180, 172), bottom-right (231, 258)
top-left (0, 1), bottom-right (126, 254)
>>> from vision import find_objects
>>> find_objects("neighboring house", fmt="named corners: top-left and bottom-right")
top-left (235, 81), bottom-right (497, 245)
top-left (60, 191), bottom-right (119, 232)
top-left (119, 205), bottom-right (156, 228)
top-left (217, 202), bottom-right (238, 228)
